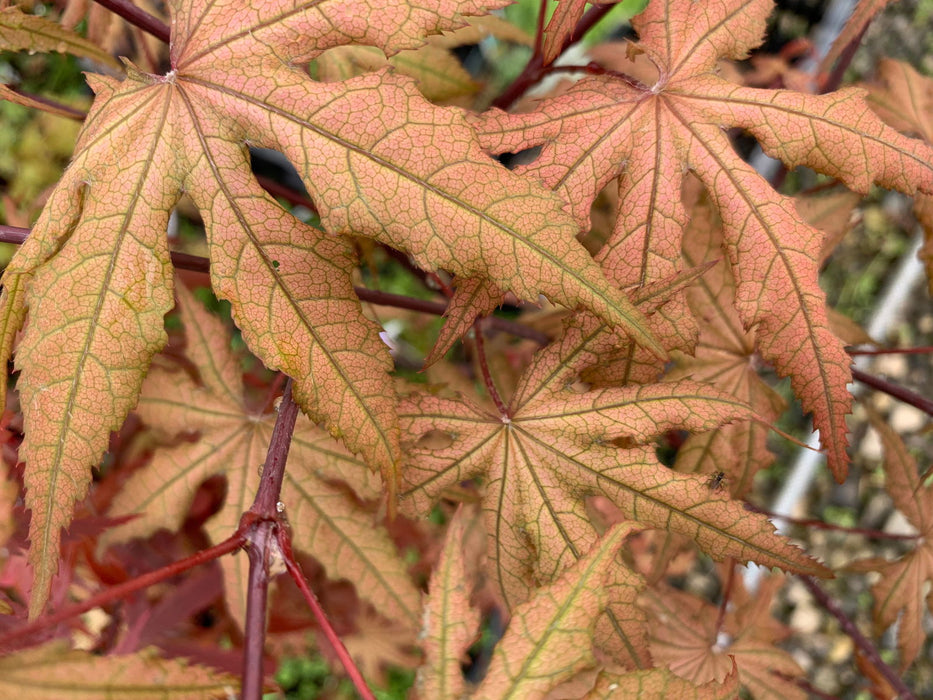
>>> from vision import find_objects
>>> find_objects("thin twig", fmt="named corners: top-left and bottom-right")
top-left (533, 0), bottom-right (548, 57)
top-left (0, 534), bottom-right (246, 653)
top-left (492, 2), bottom-right (617, 110)
top-left (744, 503), bottom-right (919, 541)
top-left (797, 575), bottom-right (917, 700)
top-left (93, 0), bottom-right (170, 44)
top-left (713, 561), bottom-right (735, 639)
top-left (851, 366), bottom-right (933, 417)
top-left (278, 528), bottom-right (377, 700)
top-left (472, 321), bottom-right (509, 416)
top-left (847, 346), bottom-right (933, 356)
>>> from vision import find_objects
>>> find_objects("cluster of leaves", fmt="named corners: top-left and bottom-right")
top-left (0, 0), bottom-right (932, 697)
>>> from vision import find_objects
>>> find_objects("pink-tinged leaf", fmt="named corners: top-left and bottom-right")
top-left (402, 327), bottom-right (826, 612)
top-left (643, 574), bottom-right (806, 698)
top-left (473, 0), bottom-right (933, 482)
top-left (592, 549), bottom-right (651, 670)
top-left (417, 508), bottom-right (481, 699)
top-left (0, 6), bottom-right (123, 71)
top-left (169, 0), bottom-right (661, 353)
top-left (0, 641), bottom-right (239, 698)
top-left (318, 43), bottom-right (479, 102)
top-left (184, 135), bottom-right (400, 494)
top-left (850, 408), bottom-right (933, 669)
top-left (4, 82), bottom-right (177, 618)
top-left (0, 0), bottom-right (669, 609)
top-left (424, 278), bottom-right (504, 368)
top-left (865, 58), bottom-right (933, 295)
top-left (670, 195), bottom-right (785, 496)
top-left (474, 523), bottom-right (635, 699)
top-left (542, 0), bottom-right (589, 65)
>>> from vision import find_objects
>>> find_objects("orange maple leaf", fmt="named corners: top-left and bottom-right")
top-left (401, 316), bottom-right (828, 618)
top-left (472, 0), bottom-right (933, 484)
top-left (643, 573), bottom-right (807, 699)
top-left (849, 408), bottom-right (933, 670)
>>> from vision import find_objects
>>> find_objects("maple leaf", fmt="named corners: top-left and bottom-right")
top-left (583, 665), bottom-right (740, 700)
top-left (864, 58), bottom-right (933, 295)
top-left (401, 318), bottom-right (828, 614)
top-left (0, 0), bottom-right (664, 616)
top-left (848, 408), bottom-right (933, 670)
top-left (540, 0), bottom-right (588, 66)
top-left (315, 16), bottom-right (527, 103)
top-left (0, 641), bottom-right (239, 699)
top-left (474, 523), bottom-right (635, 699)
top-left (416, 507), bottom-right (481, 700)
top-left (642, 573), bottom-right (807, 699)
top-left (103, 283), bottom-right (420, 632)
top-left (0, 6), bottom-right (123, 72)
top-left (471, 0), bottom-right (933, 483)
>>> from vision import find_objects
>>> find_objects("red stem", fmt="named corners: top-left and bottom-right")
top-left (0, 533), bottom-right (246, 652)
top-left (92, 0), bottom-right (170, 44)
top-left (278, 529), bottom-right (377, 700)
top-left (713, 561), bottom-right (734, 640)
top-left (472, 321), bottom-right (509, 416)
top-left (493, 2), bottom-right (617, 110)
top-left (533, 0), bottom-right (548, 56)
top-left (797, 575), bottom-right (917, 700)
top-left (851, 366), bottom-right (933, 417)
top-left (240, 379), bottom-right (300, 699)
top-left (847, 346), bottom-right (933, 356)
top-left (744, 503), bottom-right (919, 541)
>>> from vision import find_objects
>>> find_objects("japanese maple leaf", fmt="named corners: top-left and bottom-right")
top-left (472, 0), bottom-right (933, 483)
top-left (102, 283), bottom-right (420, 632)
top-left (864, 58), bottom-right (933, 295)
top-left (668, 190), bottom-right (786, 497)
top-left (0, 0), bottom-right (662, 616)
top-left (401, 317), bottom-right (828, 615)
top-left (420, 514), bottom-right (640, 700)
top-left (642, 573), bottom-right (807, 700)
top-left (0, 641), bottom-right (239, 698)
top-left (849, 408), bottom-right (933, 670)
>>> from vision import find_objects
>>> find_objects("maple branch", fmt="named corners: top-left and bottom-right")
top-left (851, 366), bottom-right (933, 417)
top-left (493, 2), bottom-right (617, 110)
top-left (714, 562), bottom-right (735, 638)
top-left (239, 379), bottom-right (374, 700)
top-left (0, 534), bottom-right (245, 653)
top-left (533, 0), bottom-right (547, 56)
top-left (847, 346), bottom-right (933, 356)
top-left (797, 575), bottom-right (917, 700)
top-left (744, 503), bottom-right (919, 541)
top-left (240, 379), bottom-right (299, 700)
top-left (277, 528), bottom-right (377, 700)
top-left (92, 0), bottom-right (170, 44)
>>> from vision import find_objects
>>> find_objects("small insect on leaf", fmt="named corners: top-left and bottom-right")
top-left (707, 471), bottom-right (727, 493)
